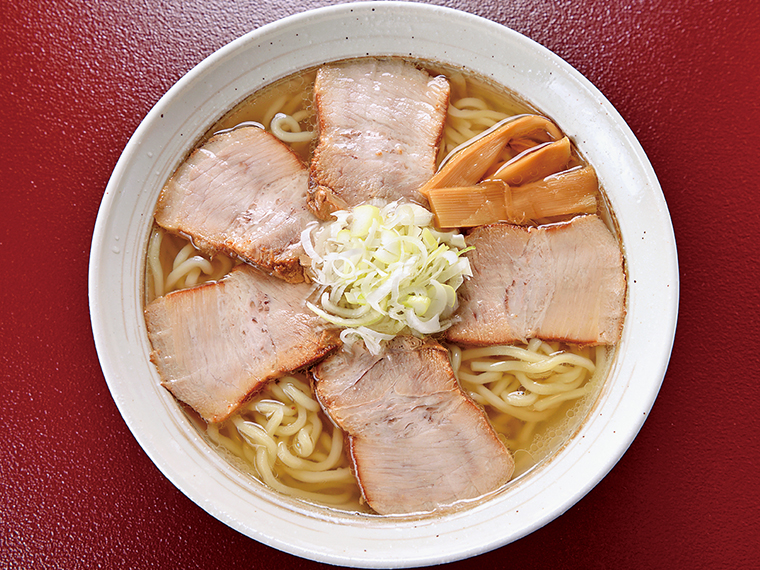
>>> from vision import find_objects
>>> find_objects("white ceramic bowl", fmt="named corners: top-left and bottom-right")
top-left (89, 2), bottom-right (678, 567)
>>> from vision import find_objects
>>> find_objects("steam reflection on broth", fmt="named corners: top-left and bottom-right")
top-left (145, 58), bottom-right (616, 514)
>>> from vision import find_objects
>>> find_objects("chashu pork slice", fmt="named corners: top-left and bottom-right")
top-left (145, 264), bottom-right (341, 423)
top-left (155, 126), bottom-right (313, 283)
top-left (447, 214), bottom-right (626, 346)
top-left (308, 58), bottom-right (450, 219)
top-left (312, 336), bottom-right (514, 515)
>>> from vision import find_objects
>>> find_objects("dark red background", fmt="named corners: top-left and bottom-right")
top-left (3, 0), bottom-right (759, 568)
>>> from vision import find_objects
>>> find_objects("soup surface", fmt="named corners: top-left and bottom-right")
top-left (144, 57), bottom-right (622, 515)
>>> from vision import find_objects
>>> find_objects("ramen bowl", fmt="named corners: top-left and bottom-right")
top-left (88, 2), bottom-right (678, 567)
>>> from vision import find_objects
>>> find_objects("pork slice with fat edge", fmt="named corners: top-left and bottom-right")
top-left (308, 58), bottom-right (450, 219)
top-left (447, 214), bottom-right (626, 346)
top-left (155, 126), bottom-right (314, 283)
top-left (145, 264), bottom-right (341, 423)
top-left (312, 336), bottom-right (514, 515)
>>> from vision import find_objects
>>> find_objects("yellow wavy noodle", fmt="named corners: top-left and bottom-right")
top-left (449, 339), bottom-right (609, 476)
top-left (264, 92), bottom-right (316, 144)
top-left (145, 227), bottom-right (236, 302)
top-left (211, 71), bottom-right (317, 161)
top-left (439, 97), bottom-right (509, 161)
top-left (206, 375), bottom-right (363, 508)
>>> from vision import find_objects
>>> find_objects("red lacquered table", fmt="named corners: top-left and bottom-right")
top-left (3, 1), bottom-right (758, 568)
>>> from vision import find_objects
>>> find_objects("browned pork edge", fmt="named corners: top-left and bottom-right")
top-left (446, 214), bottom-right (626, 346)
top-left (145, 264), bottom-right (341, 423)
top-left (308, 58), bottom-right (450, 219)
top-left (311, 336), bottom-right (514, 515)
top-left (155, 126), bottom-right (315, 283)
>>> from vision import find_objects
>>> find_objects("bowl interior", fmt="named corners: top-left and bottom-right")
top-left (89, 2), bottom-right (678, 567)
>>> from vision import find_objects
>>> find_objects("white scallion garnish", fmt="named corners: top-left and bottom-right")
top-left (301, 202), bottom-right (472, 354)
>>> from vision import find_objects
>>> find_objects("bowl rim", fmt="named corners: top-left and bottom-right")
top-left (88, 2), bottom-right (679, 567)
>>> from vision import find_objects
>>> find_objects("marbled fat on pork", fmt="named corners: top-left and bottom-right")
top-left (155, 126), bottom-right (314, 283)
top-left (145, 264), bottom-right (341, 423)
top-left (308, 58), bottom-right (450, 219)
top-left (312, 336), bottom-right (514, 515)
top-left (447, 215), bottom-right (626, 345)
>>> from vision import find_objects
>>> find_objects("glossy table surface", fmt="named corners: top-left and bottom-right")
top-left (3, 0), bottom-right (759, 568)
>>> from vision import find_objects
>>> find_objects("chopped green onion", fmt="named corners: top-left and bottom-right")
top-left (301, 202), bottom-right (472, 354)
